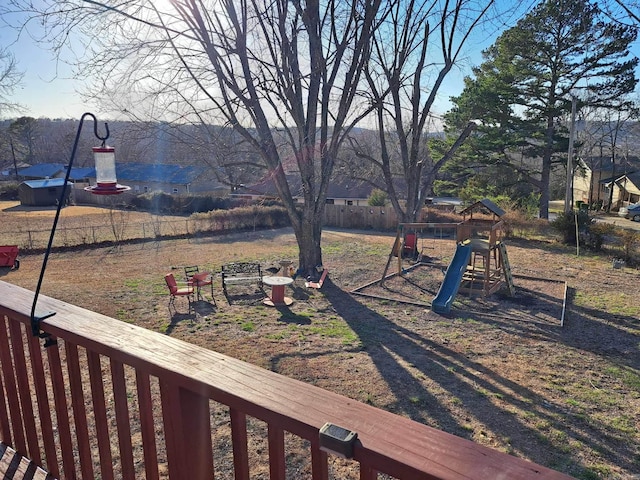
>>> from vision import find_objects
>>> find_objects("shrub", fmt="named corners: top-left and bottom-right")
top-left (495, 194), bottom-right (545, 239)
top-left (132, 191), bottom-right (175, 213)
top-left (131, 192), bottom-right (237, 214)
top-left (0, 182), bottom-right (20, 200)
top-left (550, 210), bottom-right (592, 245)
top-left (516, 193), bottom-right (541, 220)
top-left (190, 205), bottom-right (290, 233)
top-left (618, 229), bottom-right (640, 263)
top-left (368, 189), bottom-right (388, 207)
top-left (583, 222), bottom-right (615, 251)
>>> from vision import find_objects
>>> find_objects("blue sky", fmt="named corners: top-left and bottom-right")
top-left (0, 0), bottom-right (636, 121)
top-left (0, 7), bottom-right (86, 120)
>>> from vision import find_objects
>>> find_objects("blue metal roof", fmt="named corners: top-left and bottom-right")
top-left (116, 163), bottom-right (205, 184)
top-left (18, 162), bottom-right (203, 185)
top-left (17, 163), bottom-right (95, 180)
top-left (68, 166), bottom-right (96, 179)
top-left (18, 163), bottom-right (65, 178)
top-left (22, 178), bottom-right (73, 189)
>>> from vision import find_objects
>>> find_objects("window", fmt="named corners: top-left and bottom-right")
top-left (325, 199), bottom-right (334, 204)
top-left (143, 186), bottom-right (149, 193)
top-left (172, 188), bottom-right (179, 194)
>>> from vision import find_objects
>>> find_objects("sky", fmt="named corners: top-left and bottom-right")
top-left (0, 11), bottom-right (87, 120)
top-left (0, 0), bottom-right (636, 122)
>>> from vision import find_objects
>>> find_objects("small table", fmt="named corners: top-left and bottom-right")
top-left (262, 276), bottom-right (294, 306)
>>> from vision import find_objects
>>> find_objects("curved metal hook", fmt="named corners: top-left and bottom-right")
top-left (83, 112), bottom-right (110, 146)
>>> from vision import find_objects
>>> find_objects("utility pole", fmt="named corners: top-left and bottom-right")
top-left (564, 95), bottom-right (577, 214)
top-left (9, 136), bottom-right (18, 180)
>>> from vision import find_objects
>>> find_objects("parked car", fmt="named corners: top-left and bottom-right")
top-left (624, 202), bottom-right (640, 222)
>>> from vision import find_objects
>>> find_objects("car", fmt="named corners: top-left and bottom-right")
top-left (624, 202), bottom-right (640, 222)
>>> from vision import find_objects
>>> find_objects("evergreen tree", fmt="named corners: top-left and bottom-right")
top-left (446, 0), bottom-right (638, 218)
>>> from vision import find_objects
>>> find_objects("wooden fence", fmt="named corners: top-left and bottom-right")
top-left (322, 205), bottom-right (398, 230)
top-left (322, 204), bottom-right (458, 230)
top-left (2, 218), bottom-right (196, 250)
top-left (2, 201), bottom-right (460, 251)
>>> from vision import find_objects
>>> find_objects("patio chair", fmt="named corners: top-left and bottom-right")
top-left (191, 272), bottom-right (216, 306)
top-left (184, 265), bottom-right (199, 281)
top-left (164, 273), bottom-right (194, 311)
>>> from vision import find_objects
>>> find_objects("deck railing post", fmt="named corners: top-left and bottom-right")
top-left (161, 382), bottom-right (213, 479)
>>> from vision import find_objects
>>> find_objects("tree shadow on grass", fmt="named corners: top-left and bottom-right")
top-left (459, 287), bottom-right (638, 370)
top-left (318, 279), bottom-right (637, 476)
top-left (165, 310), bottom-right (195, 334)
top-left (165, 299), bottom-right (215, 334)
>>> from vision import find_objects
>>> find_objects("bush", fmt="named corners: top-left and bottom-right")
top-left (550, 210), bottom-right (593, 245)
top-left (368, 189), bottom-right (388, 207)
top-left (131, 192), bottom-right (237, 214)
top-left (583, 222), bottom-right (615, 251)
top-left (618, 229), bottom-right (640, 263)
top-left (190, 205), bottom-right (290, 233)
top-left (0, 182), bottom-right (20, 200)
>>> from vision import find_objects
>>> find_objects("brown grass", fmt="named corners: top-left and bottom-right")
top-left (1, 202), bottom-right (639, 479)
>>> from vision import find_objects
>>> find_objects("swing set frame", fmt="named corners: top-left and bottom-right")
top-left (380, 222), bottom-right (459, 286)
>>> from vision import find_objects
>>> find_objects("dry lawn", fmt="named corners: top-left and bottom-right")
top-left (1, 202), bottom-right (639, 479)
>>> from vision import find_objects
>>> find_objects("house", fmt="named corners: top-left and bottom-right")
top-left (17, 163), bottom-right (66, 180)
top-left (232, 174), bottom-right (375, 205)
top-left (0, 161), bottom-right (30, 178)
top-left (17, 163), bottom-right (95, 182)
top-left (18, 162), bottom-right (221, 196)
top-left (573, 156), bottom-right (639, 210)
top-left (606, 171), bottom-right (640, 208)
top-left (18, 178), bottom-right (74, 206)
top-left (88, 163), bottom-right (210, 195)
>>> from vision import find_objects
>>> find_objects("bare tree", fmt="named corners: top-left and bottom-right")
top-left (355, 0), bottom-right (495, 222)
top-left (0, 47), bottom-right (23, 116)
top-left (4, 0), bottom-right (391, 274)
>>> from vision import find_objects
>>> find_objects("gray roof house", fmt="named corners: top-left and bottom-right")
top-left (232, 174), bottom-right (375, 206)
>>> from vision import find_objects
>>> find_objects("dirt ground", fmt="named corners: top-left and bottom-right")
top-left (1, 202), bottom-right (639, 479)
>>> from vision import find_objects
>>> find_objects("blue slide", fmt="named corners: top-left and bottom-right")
top-left (431, 243), bottom-right (472, 314)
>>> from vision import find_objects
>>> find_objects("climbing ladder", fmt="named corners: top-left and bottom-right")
top-left (498, 242), bottom-right (515, 296)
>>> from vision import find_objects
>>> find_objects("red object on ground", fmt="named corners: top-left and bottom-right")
top-left (0, 246), bottom-right (19, 269)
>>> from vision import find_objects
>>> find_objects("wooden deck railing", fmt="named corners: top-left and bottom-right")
top-left (0, 280), bottom-right (572, 479)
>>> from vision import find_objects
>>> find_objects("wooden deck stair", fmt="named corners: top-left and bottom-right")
top-left (0, 444), bottom-right (54, 480)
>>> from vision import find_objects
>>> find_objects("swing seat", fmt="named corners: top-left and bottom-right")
top-left (402, 233), bottom-right (418, 259)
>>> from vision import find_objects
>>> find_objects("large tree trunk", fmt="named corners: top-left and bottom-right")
top-left (539, 116), bottom-right (555, 220)
top-left (293, 202), bottom-right (324, 279)
top-left (539, 158), bottom-right (551, 219)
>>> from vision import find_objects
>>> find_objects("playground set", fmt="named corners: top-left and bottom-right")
top-left (351, 199), bottom-right (516, 314)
